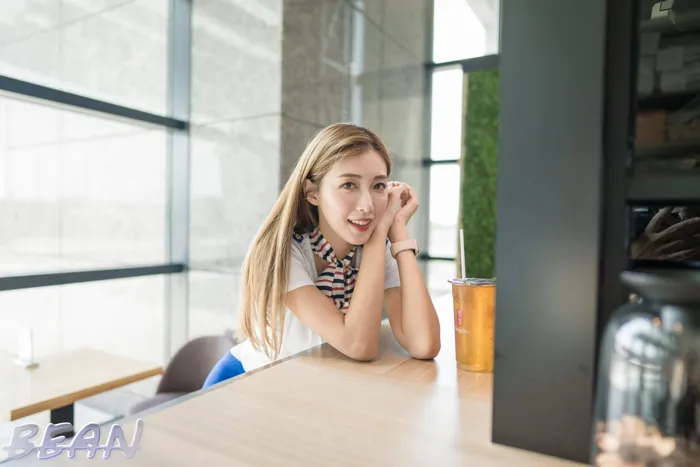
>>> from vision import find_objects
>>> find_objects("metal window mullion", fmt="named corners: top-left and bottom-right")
top-left (417, 254), bottom-right (455, 262)
top-left (421, 158), bottom-right (460, 166)
top-left (0, 75), bottom-right (186, 130)
top-left (419, 66), bottom-right (434, 279)
top-left (425, 54), bottom-right (500, 72)
top-left (0, 265), bottom-right (185, 292)
top-left (165, 0), bottom-right (192, 360)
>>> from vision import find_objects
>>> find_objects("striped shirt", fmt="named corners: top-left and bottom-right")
top-left (230, 234), bottom-right (401, 372)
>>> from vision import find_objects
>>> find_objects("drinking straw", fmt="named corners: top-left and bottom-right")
top-left (459, 228), bottom-right (466, 278)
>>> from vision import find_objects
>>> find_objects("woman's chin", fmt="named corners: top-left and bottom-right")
top-left (344, 224), bottom-right (374, 245)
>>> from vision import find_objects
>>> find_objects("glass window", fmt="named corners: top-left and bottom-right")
top-left (425, 260), bottom-right (458, 298)
top-left (0, 274), bottom-right (167, 364)
top-left (0, 0), bottom-right (169, 115)
top-left (0, 273), bottom-right (167, 451)
top-left (432, 0), bottom-right (500, 63)
top-left (188, 270), bottom-right (240, 340)
top-left (0, 95), bottom-right (168, 277)
top-left (430, 67), bottom-right (464, 161)
top-left (428, 163), bottom-right (461, 258)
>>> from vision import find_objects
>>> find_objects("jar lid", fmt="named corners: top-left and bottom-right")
top-left (448, 278), bottom-right (496, 286)
top-left (621, 269), bottom-right (700, 306)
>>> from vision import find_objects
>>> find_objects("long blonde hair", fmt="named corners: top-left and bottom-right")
top-left (238, 122), bottom-right (392, 360)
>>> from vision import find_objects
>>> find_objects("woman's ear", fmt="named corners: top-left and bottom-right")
top-left (303, 179), bottom-right (319, 206)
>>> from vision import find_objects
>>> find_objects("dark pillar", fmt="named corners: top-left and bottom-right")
top-left (491, 0), bottom-right (632, 463)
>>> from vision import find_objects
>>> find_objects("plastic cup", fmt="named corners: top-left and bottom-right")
top-left (448, 278), bottom-right (496, 372)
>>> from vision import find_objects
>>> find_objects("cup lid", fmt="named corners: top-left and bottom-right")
top-left (448, 278), bottom-right (496, 286)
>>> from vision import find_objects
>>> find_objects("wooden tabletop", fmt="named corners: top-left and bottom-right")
top-left (0, 348), bottom-right (163, 421)
top-left (14, 295), bottom-right (586, 466)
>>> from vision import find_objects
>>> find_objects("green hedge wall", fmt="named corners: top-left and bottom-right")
top-left (459, 67), bottom-right (500, 279)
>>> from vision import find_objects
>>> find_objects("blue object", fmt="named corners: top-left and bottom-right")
top-left (202, 351), bottom-right (245, 389)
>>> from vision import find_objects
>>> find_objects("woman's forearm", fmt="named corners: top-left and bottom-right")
top-left (391, 227), bottom-right (441, 358)
top-left (341, 225), bottom-right (389, 358)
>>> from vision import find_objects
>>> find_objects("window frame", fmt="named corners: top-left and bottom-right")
top-left (0, 0), bottom-right (191, 293)
top-left (422, 54), bottom-right (499, 262)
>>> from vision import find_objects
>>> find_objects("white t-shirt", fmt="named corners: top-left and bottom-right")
top-left (230, 234), bottom-right (401, 371)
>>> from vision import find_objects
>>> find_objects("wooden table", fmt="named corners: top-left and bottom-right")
top-left (0, 348), bottom-right (163, 431)
top-left (11, 296), bottom-right (586, 466)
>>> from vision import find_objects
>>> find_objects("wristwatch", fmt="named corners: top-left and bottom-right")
top-left (390, 239), bottom-right (419, 258)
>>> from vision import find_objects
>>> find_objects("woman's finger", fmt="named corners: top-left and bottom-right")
top-left (663, 245), bottom-right (700, 261)
top-left (402, 184), bottom-right (418, 209)
top-left (654, 217), bottom-right (700, 244)
top-left (645, 206), bottom-right (674, 235)
top-left (386, 184), bottom-right (404, 214)
top-left (657, 239), bottom-right (690, 254)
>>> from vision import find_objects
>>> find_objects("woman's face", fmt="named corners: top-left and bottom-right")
top-left (309, 150), bottom-right (389, 249)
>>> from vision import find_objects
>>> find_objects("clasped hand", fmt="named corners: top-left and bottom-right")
top-left (375, 181), bottom-right (419, 241)
top-left (631, 206), bottom-right (700, 261)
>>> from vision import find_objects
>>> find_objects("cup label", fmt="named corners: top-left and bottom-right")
top-left (455, 309), bottom-right (463, 328)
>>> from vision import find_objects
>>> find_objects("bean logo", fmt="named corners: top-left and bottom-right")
top-left (1, 420), bottom-right (143, 460)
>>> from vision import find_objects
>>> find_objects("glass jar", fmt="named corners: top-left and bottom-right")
top-left (592, 269), bottom-right (700, 466)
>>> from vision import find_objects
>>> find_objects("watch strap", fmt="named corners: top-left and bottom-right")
top-left (390, 239), bottom-right (419, 258)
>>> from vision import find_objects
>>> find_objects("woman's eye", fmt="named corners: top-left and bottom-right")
top-left (341, 182), bottom-right (355, 189)
top-left (374, 182), bottom-right (387, 190)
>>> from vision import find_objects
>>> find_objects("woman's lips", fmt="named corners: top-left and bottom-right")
top-left (348, 219), bottom-right (372, 232)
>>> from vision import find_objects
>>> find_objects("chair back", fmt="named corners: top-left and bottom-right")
top-left (157, 332), bottom-right (237, 394)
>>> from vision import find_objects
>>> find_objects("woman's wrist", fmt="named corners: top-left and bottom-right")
top-left (370, 222), bottom-right (391, 244)
top-left (388, 224), bottom-right (409, 243)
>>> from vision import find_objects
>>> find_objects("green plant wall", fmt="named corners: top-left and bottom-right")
top-left (459, 67), bottom-right (500, 279)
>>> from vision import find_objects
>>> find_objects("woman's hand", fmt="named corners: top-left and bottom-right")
top-left (391, 182), bottom-right (419, 227)
top-left (631, 206), bottom-right (700, 261)
top-left (375, 182), bottom-right (404, 233)
top-left (375, 182), bottom-right (420, 242)
top-left (387, 182), bottom-right (419, 242)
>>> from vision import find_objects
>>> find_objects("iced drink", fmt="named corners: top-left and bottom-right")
top-left (449, 278), bottom-right (496, 372)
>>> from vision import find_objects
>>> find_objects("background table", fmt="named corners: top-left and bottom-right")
top-left (1, 348), bottom-right (163, 435)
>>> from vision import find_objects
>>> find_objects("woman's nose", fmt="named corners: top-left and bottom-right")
top-left (356, 190), bottom-right (374, 213)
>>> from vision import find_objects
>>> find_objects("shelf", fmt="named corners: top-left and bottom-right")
top-left (635, 140), bottom-right (700, 159)
top-left (631, 259), bottom-right (700, 271)
top-left (638, 90), bottom-right (700, 111)
top-left (627, 171), bottom-right (700, 202)
top-left (640, 14), bottom-right (700, 35)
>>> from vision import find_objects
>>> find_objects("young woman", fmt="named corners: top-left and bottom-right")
top-left (203, 123), bottom-right (440, 386)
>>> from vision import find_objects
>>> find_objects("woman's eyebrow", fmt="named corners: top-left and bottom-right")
top-left (336, 173), bottom-right (388, 180)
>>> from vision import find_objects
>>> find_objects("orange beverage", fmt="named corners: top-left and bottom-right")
top-left (448, 278), bottom-right (496, 372)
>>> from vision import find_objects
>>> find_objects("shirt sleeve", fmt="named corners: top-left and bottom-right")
top-left (288, 241), bottom-right (315, 292)
top-left (385, 240), bottom-right (401, 289)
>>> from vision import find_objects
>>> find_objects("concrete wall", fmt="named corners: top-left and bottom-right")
top-left (188, 0), bottom-right (434, 338)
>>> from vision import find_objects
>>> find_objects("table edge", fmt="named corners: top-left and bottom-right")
top-left (9, 367), bottom-right (164, 421)
top-left (100, 319), bottom-right (408, 426)
top-left (103, 341), bottom-right (331, 427)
